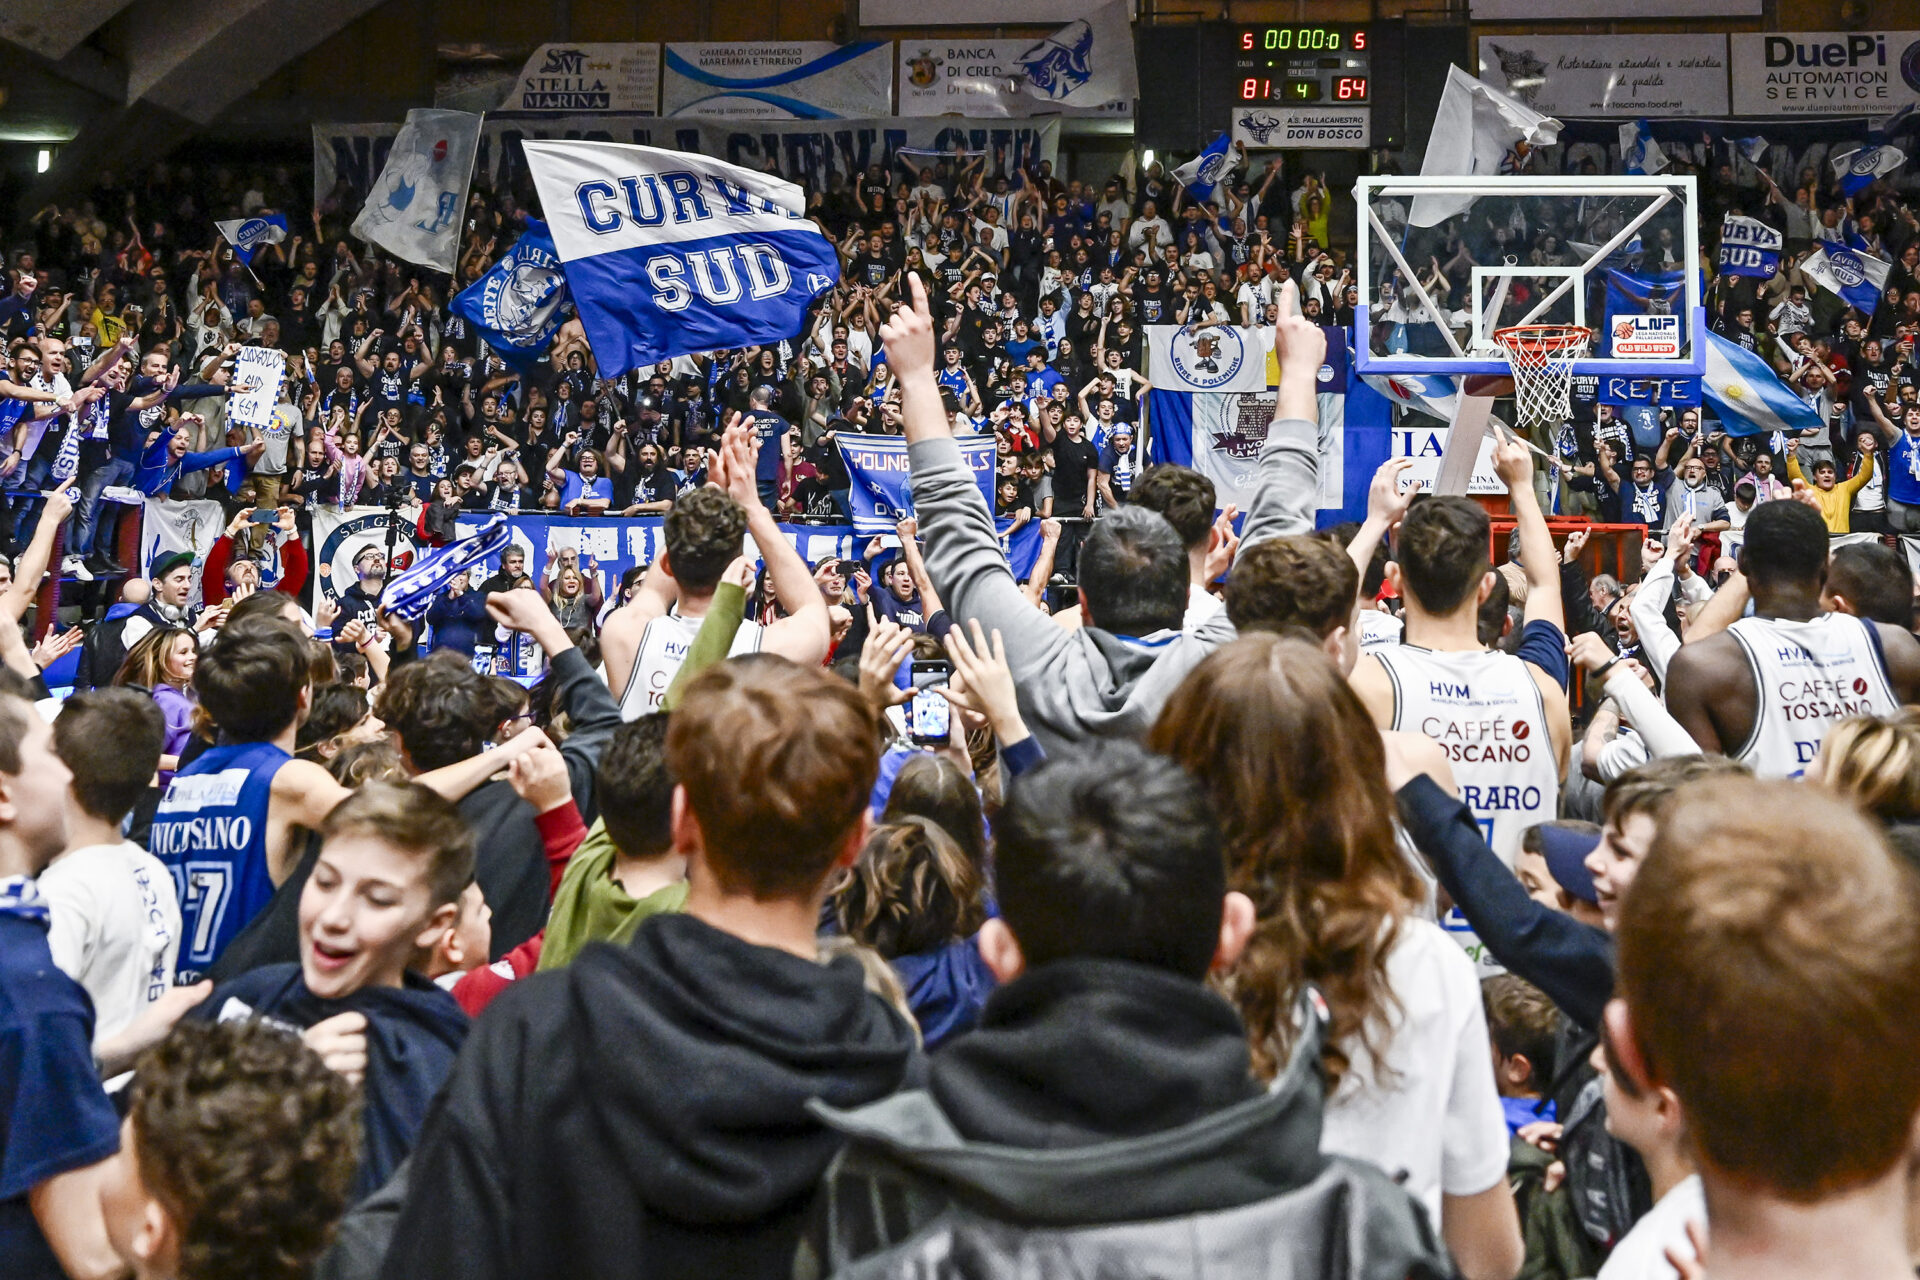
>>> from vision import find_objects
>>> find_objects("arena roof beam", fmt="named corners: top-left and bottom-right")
top-left (0, 0), bottom-right (138, 62)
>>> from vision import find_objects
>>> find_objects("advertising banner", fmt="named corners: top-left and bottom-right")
top-left (502, 43), bottom-right (661, 113)
top-left (1477, 35), bottom-right (1731, 117)
top-left (662, 42), bottom-right (894, 119)
top-left (1730, 32), bottom-right (1920, 118)
top-left (898, 40), bottom-right (1131, 117)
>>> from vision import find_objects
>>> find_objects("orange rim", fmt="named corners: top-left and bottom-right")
top-left (1492, 324), bottom-right (1593, 364)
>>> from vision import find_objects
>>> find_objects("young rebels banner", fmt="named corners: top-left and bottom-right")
top-left (521, 140), bottom-right (840, 375)
top-left (1718, 214), bottom-right (1782, 279)
top-left (835, 433), bottom-right (997, 533)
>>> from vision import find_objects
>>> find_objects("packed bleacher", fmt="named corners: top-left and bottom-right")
top-left (4, 30), bottom-right (1920, 1280)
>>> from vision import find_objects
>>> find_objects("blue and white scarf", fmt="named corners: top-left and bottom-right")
top-left (380, 514), bottom-right (513, 622)
top-left (0, 875), bottom-right (49, 924)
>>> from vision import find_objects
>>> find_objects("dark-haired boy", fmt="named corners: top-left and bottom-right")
top-left (384, 657), bottom-right (918, 1280)
top-left (1128, 463), bottom-right (1230, 629)
top-left (375, 590), bottom-right (621, 958)
top-left (537, 713), bottom-right (686, 972)
top-left (806, 741), bottom-right (1447, 1277)
top-left (185, 782), bottom-right (472, 1201)
top-left (149, 616), bottom-right (353, 982)
top-left (96, 1020), bottom-right (361, 1280)
top-left (603, 420), bottom-right (831, 719)
top-left (1353, 439), bottom-right (1570, 863)
top-left (41, 689), bottom-right (181, 1047)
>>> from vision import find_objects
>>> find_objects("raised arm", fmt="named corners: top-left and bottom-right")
top-left (1237, 278), bottom-right (1325, 549)
top-left (1491, 435), bottom-right (1564, 631)
top-left (712, 417), bottom-right (830, 665)
top-left (885, 275), bottom-right (1071, 684)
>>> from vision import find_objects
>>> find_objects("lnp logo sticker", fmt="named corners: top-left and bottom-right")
top-left (1612, 313), bottom-right (1680, 359)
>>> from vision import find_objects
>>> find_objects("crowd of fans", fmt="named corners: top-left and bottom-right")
top-left (1, 120), bottom-right (1919, 1280)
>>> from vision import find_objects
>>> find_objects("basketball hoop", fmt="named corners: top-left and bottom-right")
top-left (1492, 324), bottom-right (1592, 434)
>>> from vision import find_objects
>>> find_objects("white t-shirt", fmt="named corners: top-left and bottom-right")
top-left (1597, 1174), bottom-right (1705, 1280)
top-left (1315, 918), bottom-right (1512, 1223)
top-left (1184, 583), bottom-right (1224, 631)
top-left (39, 841), bottom-right (182, 1047)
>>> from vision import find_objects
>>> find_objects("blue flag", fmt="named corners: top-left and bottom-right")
top-left (215, 213), bottom-right (289, 266)
top-left (520, 140), bottom-right (840, 377)
top-left (1831, 143), bottom-right (1906, 197)
top-left (835, 433), bottom-right (996, 535)
top-left (1172, 133), bottom-right (1233, 202)
top-left (1701, 329), bottom-right (1822, 438)
top-left (452, 220), bottom-right (570, 366)
top-left (1619, 120), bottom-right (1667, 176)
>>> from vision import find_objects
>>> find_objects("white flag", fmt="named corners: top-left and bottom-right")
top-left (1410, 66), bottom-right (1561, 228)
top-left (1015, 0), bottom-right (1138, 107)
top-left (351, 109), bottom-right (483, 273)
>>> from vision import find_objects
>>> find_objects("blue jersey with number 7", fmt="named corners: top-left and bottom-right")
top-left (149, 741), bottom-right (290, 983)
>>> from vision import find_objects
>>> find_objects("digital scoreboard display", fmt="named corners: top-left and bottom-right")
top-left (1233, 26), bottom-right (1373, 104)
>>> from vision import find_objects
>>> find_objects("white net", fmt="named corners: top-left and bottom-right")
top-left (1493, 325), bottom-right (1592, 434)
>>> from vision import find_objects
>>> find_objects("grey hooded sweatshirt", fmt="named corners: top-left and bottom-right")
top-left (906, 414), bottom-right (1322, 755)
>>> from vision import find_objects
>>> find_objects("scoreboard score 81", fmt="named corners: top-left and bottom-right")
top-left (1196, 21), bottom-right (1404, 149)
top-left (1234, 26), bottom-right (1372, 105)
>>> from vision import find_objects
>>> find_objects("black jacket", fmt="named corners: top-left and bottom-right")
top-left (804, 961), bottom-right (1451, 1280)
top-left (378, 912), bottom-right (922, 1280)
top-left (461, 644), bottom-right (621, 956)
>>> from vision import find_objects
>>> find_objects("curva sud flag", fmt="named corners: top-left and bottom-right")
top-left (521, 140), bottom-right (839, 376)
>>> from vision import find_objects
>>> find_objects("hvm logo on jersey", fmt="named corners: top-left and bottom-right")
top-left (1170, 326), bottom-right (1249, 390)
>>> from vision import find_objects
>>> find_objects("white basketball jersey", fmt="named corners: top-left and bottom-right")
top-left (1725, 613), bottom-right (1897, 777)
top-left (1358, 609), bottom-right (1404, 654)
top-left (1374, 644), bottom-right (1558, 865)
top-left (617, 610), bottom-right (765, 720)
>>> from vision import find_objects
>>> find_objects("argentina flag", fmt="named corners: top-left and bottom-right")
top-left (452, 219), bottom-right (569, 364)
top-left (522, 140), bottom-right (839, 376)
top-left (1700, 329), bottom-right (1821, 439)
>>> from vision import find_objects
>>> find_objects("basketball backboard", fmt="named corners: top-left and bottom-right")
top-left (1354, 174), bottom-right (1704, 380)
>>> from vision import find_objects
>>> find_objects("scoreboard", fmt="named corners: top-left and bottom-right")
top-left (1198, 21), bottom-right (1405, 150)
top-left (1232, 26), bottom-right (1373, 106)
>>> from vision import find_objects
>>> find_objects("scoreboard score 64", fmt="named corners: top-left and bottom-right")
top-left (1234, 26), bottom-right (1372, 105)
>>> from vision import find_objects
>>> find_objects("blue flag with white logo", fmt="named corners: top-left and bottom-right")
top-left (1803, 244), bottom-right (1893, 315)
top-left (521, 140), bottom-right (840, 377)
top-left (452, 220), bottom-right (570, 366)
top-left (1172, 133), bottom-right (1233, 202)
top-left (1701, 329), bottom-right (1822, 438)
top-left (215, 213), bottom-right (289, 266)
